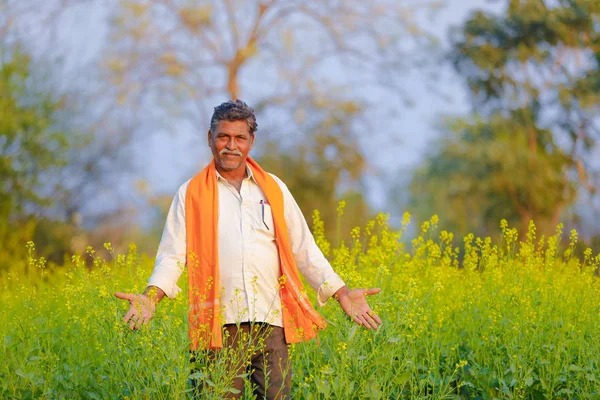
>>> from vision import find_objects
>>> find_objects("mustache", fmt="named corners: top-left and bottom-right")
top-left (220, 149), bottom-right (242, 156)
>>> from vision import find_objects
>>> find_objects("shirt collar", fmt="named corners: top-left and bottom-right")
top-left (215, 163), bottom-right (257, 184)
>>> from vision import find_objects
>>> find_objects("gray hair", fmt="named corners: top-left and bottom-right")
top-left (209, 100), bottom-right (258, 135)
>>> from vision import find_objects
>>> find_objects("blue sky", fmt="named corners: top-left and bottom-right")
top-left (7, 0), bottom-right (599, 238)
top-left (11, 0), bottom-right (505, 218)
top-left (132, 0), bottom-right (505, 207)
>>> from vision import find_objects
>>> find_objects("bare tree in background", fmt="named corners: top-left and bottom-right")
top-left (105, 0), bottom-right (442, 128)
top-left (104, 0), bottom-right (444, 232)
top-left (1, 0), bottom-right (446, 250)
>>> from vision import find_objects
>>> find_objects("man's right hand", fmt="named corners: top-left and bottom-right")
top-left (114, 290), bottom-right (159, 330)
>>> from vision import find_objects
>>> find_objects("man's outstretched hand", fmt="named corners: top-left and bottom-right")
top-left (114, 291), bottom-right (157, 330)
top-left (335, 287), bottom-right (382, 330)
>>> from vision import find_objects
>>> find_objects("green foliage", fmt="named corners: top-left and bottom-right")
top-left (412, 110), bottom-right (576, 237)
top-left (412, 0), bottom-right (599, 238)
top-left (454, 0), bottom-right (599, 116)
top-left (3, 216), bottom-right (600, 398)
top-left (0, 50), bottom-right (68, 219)
top-left (0, 49), bottom-right (70, 272)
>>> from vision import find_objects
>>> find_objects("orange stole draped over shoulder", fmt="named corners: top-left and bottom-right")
top-left (185, 157), bottom-right (326, 350)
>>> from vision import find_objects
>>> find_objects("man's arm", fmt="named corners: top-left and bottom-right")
top-left (274, 175), bottom-right (346, 304)
top-left (144, 285), bottom-right (166, 302)
top-left (146, 181), bottom-right (190, 298)
top-left (114, 181), bottom-right (189, 329)
top-left (273, 175), bottom-right (382, 329)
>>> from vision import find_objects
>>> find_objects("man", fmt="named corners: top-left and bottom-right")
top-left (115, 100), bottom-right (382, 399)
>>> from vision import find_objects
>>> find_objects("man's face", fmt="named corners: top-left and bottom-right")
top-left (208, 120), bottom-right (254, 173)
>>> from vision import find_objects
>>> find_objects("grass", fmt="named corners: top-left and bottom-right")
top-left (2, 209), bottom-right (600, 399)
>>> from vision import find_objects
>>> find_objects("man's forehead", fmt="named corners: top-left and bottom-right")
top-left (214, 120), bottom-right (251, 135)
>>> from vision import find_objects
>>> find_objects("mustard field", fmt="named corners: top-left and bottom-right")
top-left (3, 212), bottom-right (600, 399)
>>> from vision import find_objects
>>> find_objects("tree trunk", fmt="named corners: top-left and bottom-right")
top-left (227, 62), bottom-right (239, 100)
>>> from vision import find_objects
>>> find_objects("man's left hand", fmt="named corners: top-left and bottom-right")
top-left (335, 287), bottom-right (382, 329)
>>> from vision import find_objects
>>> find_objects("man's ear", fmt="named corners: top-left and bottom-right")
top-left (207, 129), bottom-right (212, 147)
top-left (249, 133), bottom-right (255, 149)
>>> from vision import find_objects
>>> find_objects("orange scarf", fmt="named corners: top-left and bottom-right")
top-left (185, 157), bottom-right (326, 350)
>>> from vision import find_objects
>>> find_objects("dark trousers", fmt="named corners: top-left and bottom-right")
top-left (190, 323), bottom-right (291, 399)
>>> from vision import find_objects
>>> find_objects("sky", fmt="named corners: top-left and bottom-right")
top-left (133, 0), bottom-right (506, 209)
top-left (9, 0), bottom-right (506, 220)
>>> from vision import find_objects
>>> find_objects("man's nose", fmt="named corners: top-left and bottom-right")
top-left (226, 137), bottom-right (236, 149)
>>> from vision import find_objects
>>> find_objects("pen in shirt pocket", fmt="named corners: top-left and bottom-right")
top-left (259, 200), bottom-right (270, 230)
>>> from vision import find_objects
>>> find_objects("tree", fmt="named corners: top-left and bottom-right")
top-left (411, 0), bottom-right (599, 237)
top-left (411, 112), bottom-right (576, 236)
top-left (1, 1), bottom-right (146, 231)
top-left (103, 0), bottom-right (442, 233)
top-left (106, 0), bottom-right (441, 124)
top-left (0, 49), bottom-right (70, 271)
top-left (2, 0), bottom-right (445, 253)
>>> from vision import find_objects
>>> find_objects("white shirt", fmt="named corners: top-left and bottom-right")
top-left (148, 166), bottom-right (346, 327)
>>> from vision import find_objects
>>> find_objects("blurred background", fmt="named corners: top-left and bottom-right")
top-left (1, 0), bottom-right (598, 273)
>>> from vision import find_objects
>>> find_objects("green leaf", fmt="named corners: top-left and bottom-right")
top-left (188, 372), bottom-right (207, 380)
top-left (395, 372), bottom-right (411, 385)
top-left (347, 324), bottom-right (357, 341)
top-left (366, 378), bottom-right (381, 398)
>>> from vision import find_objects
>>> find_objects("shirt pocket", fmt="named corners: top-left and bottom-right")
top-left (254, 201), bottom-right (275, 241)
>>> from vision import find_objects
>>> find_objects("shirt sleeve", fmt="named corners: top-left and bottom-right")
top-left (147, 180), bottom-right (190, 299)
top-left (271, 175), bottom-right (346, 306)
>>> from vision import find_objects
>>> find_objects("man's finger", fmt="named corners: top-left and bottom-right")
top-left (356, 314), bottom-right (371, 330)
top-left (369, 311), bottom-right (383, 325)
top-left (364, 313), bottom-right (379, 330)
top-left (115, 292), bottom-right (136, 301)
top-left (129, 319), bottom-right (136, 330)
top-left (365, 288), bottom-right (381, 296)
top-left (123, 309), bottom-right (135, 324)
